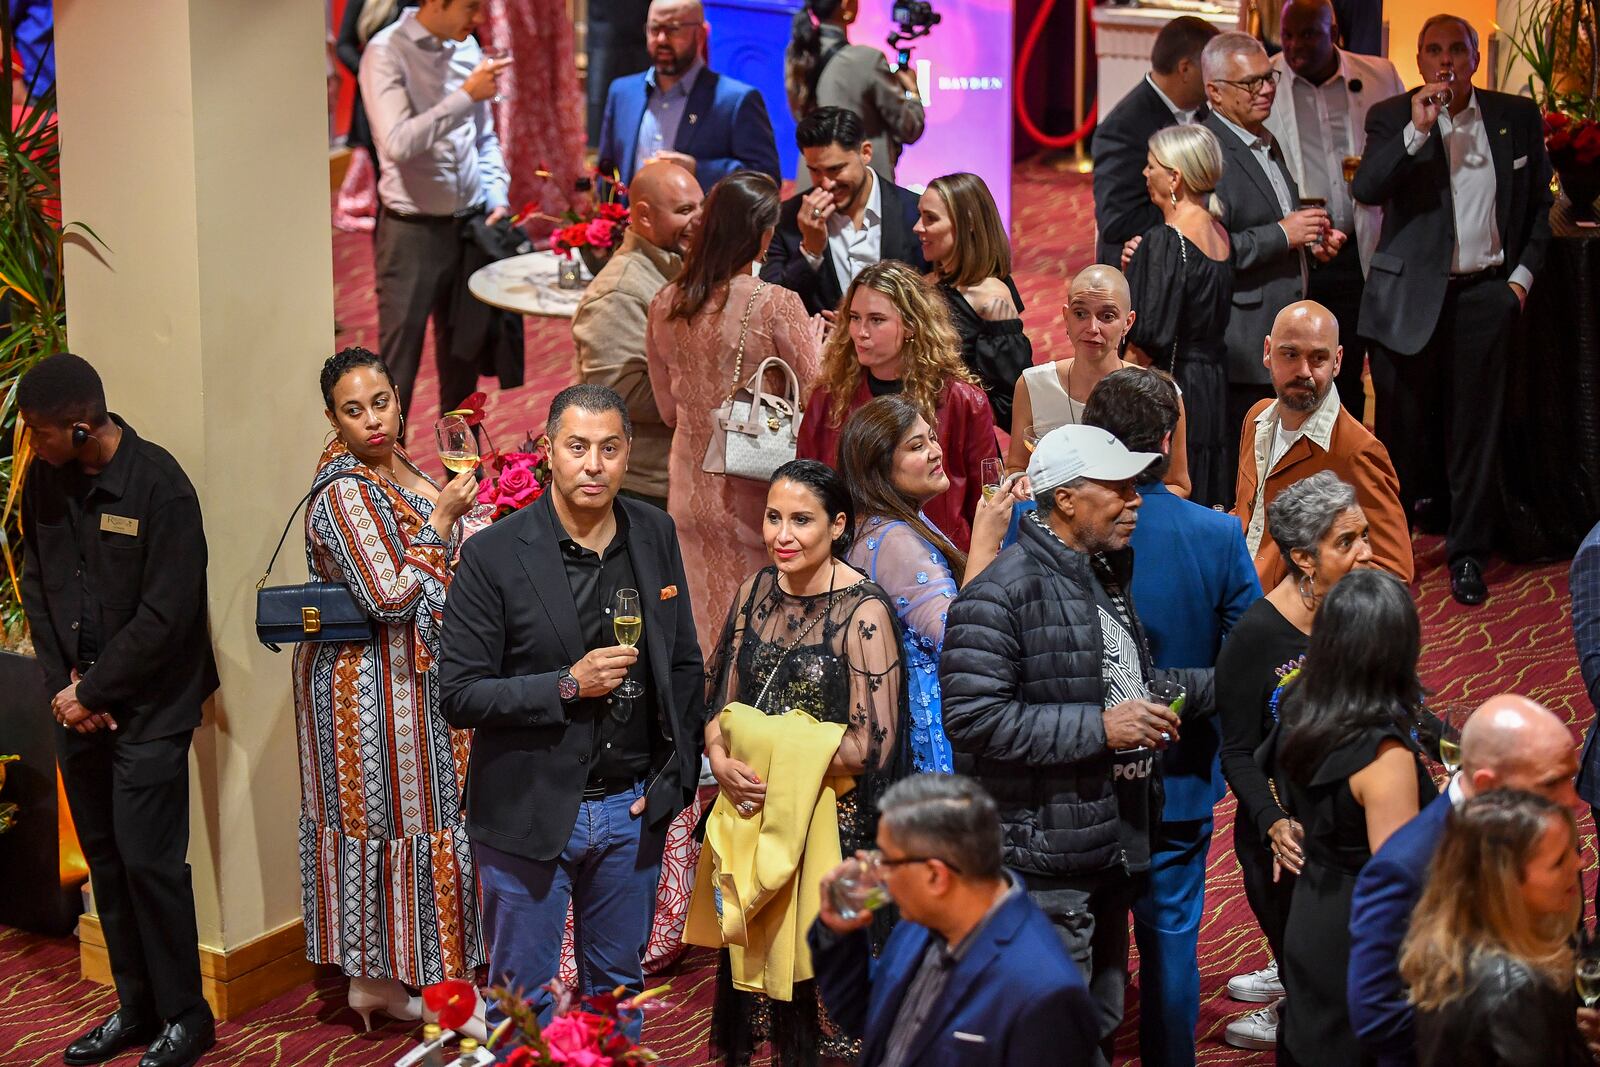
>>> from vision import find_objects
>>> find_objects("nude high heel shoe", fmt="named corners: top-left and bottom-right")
top-left (347, 976), bottom-right (423, 1032)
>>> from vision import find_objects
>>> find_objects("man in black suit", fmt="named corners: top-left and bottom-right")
top-left (1352, 14), bottom-right (1552, 606)
top-left (761, 106), bottom-right (927, 317)
top-left (440, 384), bottom-right (705, 1037)
top-left (18, 354), bottom-right (218, 1067)
top-left (1092, 16), bottom-right (1220, 267)
top-left (1201, 31), bottom-right (1345, 489)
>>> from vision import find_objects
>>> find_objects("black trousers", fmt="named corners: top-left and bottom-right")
top-left (57, 727), bottom-right (205, 1023)
top-left (1233, 818), bottom-right (1295, 964)
top-left (1369, 273), bottom-right (1519, 564)
top-left (1224, 382), bottom-right (1276, 508)
top-left (1308, 242), bottom-right (1369, 425)
top-left (373, 208), bottom-right (481, 420)
top-left (1028, 870), bottom-right (1144, 1067)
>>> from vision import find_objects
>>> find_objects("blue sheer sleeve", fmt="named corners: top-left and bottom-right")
top-left (854, 519), bottom-right (958, 650)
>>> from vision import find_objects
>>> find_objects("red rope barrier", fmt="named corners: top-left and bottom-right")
top-left (1013, 0), bottom-right (1099, 149)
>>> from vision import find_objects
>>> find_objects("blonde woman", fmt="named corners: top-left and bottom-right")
top-left (796, 259), bottom-right (998, 552)
top-left (1400, 790), bottom-right (1588, 1067)
top-left (914, 172), bottom-right (1032, 431)
top-left (1123, 123), bottom-right (1235, 508)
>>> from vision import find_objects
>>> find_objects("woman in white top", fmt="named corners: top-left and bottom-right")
top-left (1005, 264), bottom-right (1191, 497)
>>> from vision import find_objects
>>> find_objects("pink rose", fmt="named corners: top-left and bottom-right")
top-left (586, 218), bottom-right (618, 249)
top-left (476, 476), bottom-right (499, 506)
top-left (495, 463), bottom-right (540, 510)
top-left (542, 1014), bottom-right (613, 1066)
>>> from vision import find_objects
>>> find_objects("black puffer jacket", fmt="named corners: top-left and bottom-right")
top-left (940, 512), bottom-right (1214, 878)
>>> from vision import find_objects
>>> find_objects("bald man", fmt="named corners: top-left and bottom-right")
top-left (1349, 695), bottom-right (1581, 1067)
top-left (596, 0), bottom-right (779, 186)
top-left (1263, 0), bottom-right (1403, 424)
top-left (1233, 300), bottom-right (1411, 587)
top-left (572, 161), bottom-right (703, 508)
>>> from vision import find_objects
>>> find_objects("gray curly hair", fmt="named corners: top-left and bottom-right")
top-left (1267, 471), bottom-right (1359, 578)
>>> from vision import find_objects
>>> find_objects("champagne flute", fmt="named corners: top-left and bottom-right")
top-left (435, 414), bottom-right (478, 476)
top-left (613, 588), bottom-right (644, 698)
top-left (482, 44), bottom-right (511, 104)
top-left (1428, 68), bottom-right (1456, 109)
top-left (1577, 955), bottom-right (1600, 1008)
top-left (980, 457), bottom-right (1005, 501)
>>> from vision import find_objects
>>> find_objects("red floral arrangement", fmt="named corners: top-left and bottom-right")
top-left (516, 165), bottom-right (630, 259)
top-left (1546, 111), bottom-right (1600, 167)
top-left (417, 978), bottom-right (669, 1066)
top-left (443, 393), bottom-right (551, 522)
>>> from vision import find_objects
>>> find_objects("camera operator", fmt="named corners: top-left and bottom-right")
top-left (785, 0), bottom-right (926, 185)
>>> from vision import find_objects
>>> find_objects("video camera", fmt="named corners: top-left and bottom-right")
top-left (887, 0), bottom-right (940, 67)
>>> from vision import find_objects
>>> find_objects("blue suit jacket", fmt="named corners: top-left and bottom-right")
top-left (597, 67), bottom-right (780, 188)
top-left (1572, 520), bottom-right (1600, 807)
top-left (809, 884), bottom-right (1096, 1067)
top-left (1127, 483), bottom-right (1261, 820)
top-left (1347, 790), bottom-right (1453, 1067)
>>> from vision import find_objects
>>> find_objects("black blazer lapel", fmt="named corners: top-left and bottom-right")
top-left (517, 502), bottom-right (587, 665)
top-left (674, 69), bottom-right (720, 158)
top-left (879, 177), bottom-right (918, 266)
top-left (1211, 116), bottom-right (1283, 212)
top-left (1477, 91), bottom-right (1515, 240)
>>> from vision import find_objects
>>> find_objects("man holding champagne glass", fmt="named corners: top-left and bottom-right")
top-left (440, 385), bottom-right (706, 1036)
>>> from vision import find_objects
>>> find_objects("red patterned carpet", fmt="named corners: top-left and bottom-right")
top-left (1, 162), bottom-right (1592, 1066)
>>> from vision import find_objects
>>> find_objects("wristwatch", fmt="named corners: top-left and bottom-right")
top-left (557, 667), bottom-right (580, 704)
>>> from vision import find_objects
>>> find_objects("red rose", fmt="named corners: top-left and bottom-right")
top-left (505, 1048), bottom-right (539, 1067)
top-left (1549, 129), bottom-right (1573, 154)
top-left (1546, 111), bottom-right (1571, 134)
top-left (597, 202), bottom-right (628, 222)
top-left (563, 222), bottom-right (590, 247)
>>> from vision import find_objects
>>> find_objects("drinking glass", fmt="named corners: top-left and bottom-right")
top-left (1342, 155), bottom-right (1362, 184)
top-left (435, 414), bottom-right (477, 476)
top-left (1578, 954), bottom-right (1600, 1008)
top-left (613, 588), bottom-right (644, 698)
top-left (829, 853), bottom-right (890, 921)
top-left (1022, 424), bottom-right (1043, 454)
top-left (1433, 703), bottom-right (1472, 775)
top-left (482, 45), bottom-right (510, 104)
top-left (980, 457), bottom-right (1005, 501)
top-left (1428, 68), bottom-right (1456, 108)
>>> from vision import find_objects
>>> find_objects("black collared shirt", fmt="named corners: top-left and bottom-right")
top-left (547, 494), bottom-right (655, 781)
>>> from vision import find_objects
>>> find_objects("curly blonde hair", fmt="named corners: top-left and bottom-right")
top-left (813, 260), bottom-right (976, 430)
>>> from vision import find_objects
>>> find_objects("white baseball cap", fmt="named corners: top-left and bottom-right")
top-left (1026, 424), bottom-right (1161, 494)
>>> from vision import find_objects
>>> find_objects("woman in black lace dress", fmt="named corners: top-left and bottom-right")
top-left (1124, 123), bottom-right (1234, 508)
top-left (704, 459), bottom-right (909, 1067)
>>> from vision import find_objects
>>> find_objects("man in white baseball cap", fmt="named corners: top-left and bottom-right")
top-left (943, 421), bottom-right (1213, 1067)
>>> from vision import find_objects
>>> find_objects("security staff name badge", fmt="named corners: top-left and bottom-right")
top-left (100, 514), bottom-right (139, 537)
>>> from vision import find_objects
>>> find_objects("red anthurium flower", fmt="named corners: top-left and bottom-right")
top-left (422, 979), bottom-right (478, 1032)
top-left (459, 392), bottom-right (489, 425)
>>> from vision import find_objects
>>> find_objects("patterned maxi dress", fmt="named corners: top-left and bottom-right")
top-left (645, 275), bottom-right (822, 656)
top-left (291, 441), bottom-right (488, 984)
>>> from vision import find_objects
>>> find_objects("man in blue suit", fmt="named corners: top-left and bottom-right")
top-left (810, 775), bottom-right (1096, 1067)
top-left (1572, 519), bottom-right (1600, 860)
top-left (596, 0), bottom-right (781, 188)
top-left (1083, 368), bottom-right (1260, 1067)
top-left (1348, 695), bottom-right (1579, 1067)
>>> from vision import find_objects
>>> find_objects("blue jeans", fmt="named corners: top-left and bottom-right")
top-left (1131, 818), bottom-right (1213, 1067)
top-left (476, 781), bottom-right (662, 1042)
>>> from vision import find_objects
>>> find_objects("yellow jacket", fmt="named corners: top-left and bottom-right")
top-left (684, 703), bottom-right (854, 1002)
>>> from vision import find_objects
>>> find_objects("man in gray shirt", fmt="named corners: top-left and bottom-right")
top-left (359, 0), bottom-right (511, 418)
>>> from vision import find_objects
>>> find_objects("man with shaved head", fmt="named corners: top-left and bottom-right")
top-left (1348, 695), bottom-right (1581, 1067)
top-left (596, 0), bottom-right (780, 186)
top-left (572, 161), bottom-right (702, 508)
top-left (1233, 300), bottom-right (1410, 588)
top-left (1263, 0), bottom-right (1403, 424)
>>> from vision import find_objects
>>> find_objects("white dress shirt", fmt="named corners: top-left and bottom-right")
top-left (1403, 89), bottom-right (1534, 292)
top-left (1246, 382), bottom-right (1342, 555)
top-left (1146, 74), bottom-right (1200, 125)
top-left (1286, 65), bottom-right (1356, 233)
top-left (800, 168), bottom-right (884, 286)
top-left (360, 8), bottom-right (509, 216)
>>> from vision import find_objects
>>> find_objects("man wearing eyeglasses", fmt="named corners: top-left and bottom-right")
top-left (597, 0), bottom-right (781, 187)
top-left (1201, 31), bottom-right (1348, 495)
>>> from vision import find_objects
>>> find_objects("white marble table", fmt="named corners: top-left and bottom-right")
top-left (467, 249), bottom-right (589, 318)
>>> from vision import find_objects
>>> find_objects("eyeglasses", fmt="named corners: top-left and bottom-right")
top-left (1217, 70), bottom-right (1282, 95)
top-left (866, 848), bottom-right (964, 875)
top-left (646, 21), bottom-right (695, 38)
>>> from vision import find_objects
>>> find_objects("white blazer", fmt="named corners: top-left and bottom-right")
top-left (1264, 49), bottom-right (1406, 276)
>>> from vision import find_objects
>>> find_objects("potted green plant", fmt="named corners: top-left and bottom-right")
top-left (1501, 0), bottom-right (1600, 219)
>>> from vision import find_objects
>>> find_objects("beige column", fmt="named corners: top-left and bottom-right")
top-left (54, 0), bottom-right (335, 1017)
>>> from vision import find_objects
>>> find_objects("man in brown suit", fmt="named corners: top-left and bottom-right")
top-left (1234, 300), bottom-right (1412, 588)
top-left (571, 161), bottom-right (703, 509)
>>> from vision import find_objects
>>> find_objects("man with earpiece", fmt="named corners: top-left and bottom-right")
top-left (17, 353), bottom-right (219, 1067)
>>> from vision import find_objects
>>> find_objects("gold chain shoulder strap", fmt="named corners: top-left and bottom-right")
top-left (724, 281), bottom-right (769, 406)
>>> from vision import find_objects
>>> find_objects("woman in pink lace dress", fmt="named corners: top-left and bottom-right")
top-left (646, 172), bottom-right (824, 654)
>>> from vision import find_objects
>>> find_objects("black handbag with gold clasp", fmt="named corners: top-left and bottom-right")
top-left (255, 471), bottom-right (374, 652)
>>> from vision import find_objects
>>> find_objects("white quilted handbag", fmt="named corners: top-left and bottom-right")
top-left (701, 283), bottom-right (804, 482)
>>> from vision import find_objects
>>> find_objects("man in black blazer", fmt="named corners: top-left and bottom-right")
top-left (1352, 14), bottom-right (1552, 605)
top-left (1201, 31), bottom-right (1344, 488)
top-left (761, 106), bottom-right (927, 317)
top-left (1092, 16), bottom-right (1220, 267)
top-left (440, 384), bottom-right (705, 1035)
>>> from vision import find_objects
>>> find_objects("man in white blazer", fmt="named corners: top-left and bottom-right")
top-left (1264, 0), bottom-right (1403, 423)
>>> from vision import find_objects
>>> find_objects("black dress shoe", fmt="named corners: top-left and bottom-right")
top-left (64, 1010), bottom-right (158, 1066)
top-left (138, 1012), bottom-right (215, 1067)
top-left (1451, 558), bottom-right (1488, 605)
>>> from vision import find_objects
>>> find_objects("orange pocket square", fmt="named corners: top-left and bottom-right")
top-left (660, 585), bottom-right (678, 601)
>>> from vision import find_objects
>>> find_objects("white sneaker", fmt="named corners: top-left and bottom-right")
top-left (1224, 998), bottom-right (1281, 1051)
top-left (1226, 960), bottom-right (1284, 1002)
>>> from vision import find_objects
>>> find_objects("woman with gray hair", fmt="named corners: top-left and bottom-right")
top-left (1212, 470), bottom-right (1375, 1050)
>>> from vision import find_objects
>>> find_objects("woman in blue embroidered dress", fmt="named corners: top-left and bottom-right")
top-left (837, 394), bottom-right (1016, 773)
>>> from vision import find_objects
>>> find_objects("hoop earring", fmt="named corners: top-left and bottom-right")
top-left (1298, 571), bottom-right (1317, 604)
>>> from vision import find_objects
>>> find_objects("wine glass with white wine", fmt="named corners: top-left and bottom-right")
top-left (1577, 953), bottom-right (1600, 1008)
top-left (613, 588), bottom-right (644, 698)
top-left (980, 457), bottom-right (1005, 501)
top-left (435, 414), bottom-right (478, 477)
top-left (1434, 703), bottom-right (1472, 776)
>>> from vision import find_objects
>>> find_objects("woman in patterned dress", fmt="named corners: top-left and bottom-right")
top-left (292, 348), bottom-right (488, 1030)
top-left (837, 394), bottom-right (1016, 774)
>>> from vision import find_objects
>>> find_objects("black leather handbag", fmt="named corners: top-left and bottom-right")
top-left (256, 471), bottom-right (375, 652)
